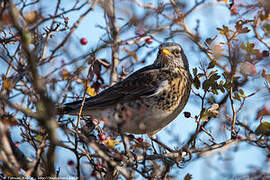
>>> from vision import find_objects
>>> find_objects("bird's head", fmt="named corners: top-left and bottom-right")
top-left (154, 42), bottom-right (189, 70)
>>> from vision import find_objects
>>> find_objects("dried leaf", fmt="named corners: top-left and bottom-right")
top-left (240, 62), bottom-right (256, 76)
top-left (193, 76), bottom-right (200, 89)
top-left (262, 69), bottom-right (270, 83)
top-left (241, 41), bottom-right (259, 55)
top-left (86, 86), bottom-right (96, 96)
top-left (103, 139), bottom-right (120, 149)
top-left (235, 20), bottom-right (251, 34)
top-left (239, 89), bottom-right (245, 96)
top-left (234, 92), bottom-right (241, 101)
top-left (184, 173), bottom-right (192, 180)
top-left (255, 122), bottom-right (270, 136)
top-left (212, 44), bottom-right (224, 59)
top-left (130, 140), bottom-right (150, 150)
top-left (3, 79), bottom-right (13, 90)
top-left (201, 116), bottom-right (208, 121)
top-left (256, 106), bottom-right (270, 120)
top-left (263, 23), bottom-right (270, 35)
top-left (212, 88), bottom-right (218, 95)
top-left (2, 166), bottom-right (15, 176)
top-left (36, 135), bottom-right (43, 142)
top-left (207, 103), bottom-right (219, 117)
top-left (217, 25), bottom-right (229, 36)
top-left (24, 11), bottom-right (38, 24)
top-left (0, 114), bottom-right (19, 126)
top-left (61, 70), bottom-right (71, 80)
top-left (0, 12), bottom-right (12, 25)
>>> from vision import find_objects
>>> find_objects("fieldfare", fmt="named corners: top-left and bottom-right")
top-left (58, 42), bottom-right (192, 135)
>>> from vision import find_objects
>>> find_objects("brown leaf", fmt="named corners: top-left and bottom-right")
top-left (184, 173), bottom-right (192, 180)
top-left (60, 69), bottom-right (72, 80)
top-left (3, 79), bottom-right (13, 90)
top-left (212, 44), bottom-right (224, 59)
top-left (0, 12), bottom-right (12, 25)
top-left (256, 106), bottom-right (270, 120)
top-left (86, 86), bottom-right (96, 96)
top-left (255, 121), bottom-right (270, 136)
top-left (0, 114), bottom-right (19, 126)
top-left (193, 76), bottom-right (200, 89)
top-left (262, 69), bottom-right (270, 83)
top-left (234, 92), bottom-right (241, 101)
top-left (103, 139), bottom-right (120, 149)
top-left (24, 11), bottom-right (38, 24)
top-left (207, 103), bottom-right (219, 118)
top-left (240, 62), bottom-right (256, 76)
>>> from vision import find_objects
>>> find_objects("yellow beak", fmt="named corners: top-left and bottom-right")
top-left (161, 49), bottom-right (172, 55)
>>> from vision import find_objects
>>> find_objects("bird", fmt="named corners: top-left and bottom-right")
top-left (58, 42), bottom-right (192, 136)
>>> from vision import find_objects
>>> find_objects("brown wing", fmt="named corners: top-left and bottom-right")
top-left (61, 65), bottom-right (166, 114)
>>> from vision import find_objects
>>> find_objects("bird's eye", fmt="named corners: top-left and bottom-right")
top-left (173, 49), bottom-right (180, 56)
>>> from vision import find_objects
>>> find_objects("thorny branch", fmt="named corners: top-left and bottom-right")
top-left (0, 0), bottom-right (269, 179)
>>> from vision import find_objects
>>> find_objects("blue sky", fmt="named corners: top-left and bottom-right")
top-left (60, 1), bottom-right (267, 179)
top-left (3, 0), bottom-right (269, 179)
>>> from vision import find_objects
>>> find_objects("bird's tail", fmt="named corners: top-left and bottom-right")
top-left (57, 100), bottom-right (83, 115)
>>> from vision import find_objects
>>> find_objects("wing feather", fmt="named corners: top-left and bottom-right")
top-left (62, 65), bottom-right (166, 113)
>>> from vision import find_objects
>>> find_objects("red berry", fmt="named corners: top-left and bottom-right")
top-left (14, 142), bottom-right (19, 148)
top-left (67, 160), bottom-right (74, 166)
top-left (145, 37), bottom-right (153, 44)
top-left (97, 164), bottom-right (102, 169)
top-left (263, 105), bottom-right (269, 112)
top-left (256, 53), bottom-right (263, 60)
top-left (262, 50), bottom-right (269, 57)
top-left (135, 29), bottom-right (145, 37)
top-left (251, 66), bottom-right (257, 73)
top-left (240, 62), bottom-right (256, 75)
top-left (230, 8), bottom-right (238, 15)
top-left (136, 137), bottom-right (144, 143)
top-left (61, 59), bottom-right (66, 66)
top-left (98, 133), bottom-right (107, 141)
top-left (80, 38), bottom-right (88, 45)
top-left (91, 170), bottom-right (96, 177)
top-left (184, 111), bottom-right (191, 118)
